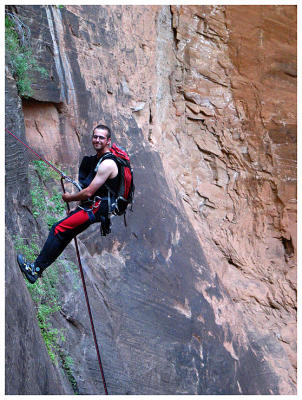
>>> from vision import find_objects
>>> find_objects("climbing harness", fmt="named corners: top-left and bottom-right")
top-left (6, 127), bottom-right (109, 395)
top-left (78, 196), bottom-right (102, 212)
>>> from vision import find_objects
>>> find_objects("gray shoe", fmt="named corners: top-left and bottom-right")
top-left (17, 254), bottom-right (41, 284)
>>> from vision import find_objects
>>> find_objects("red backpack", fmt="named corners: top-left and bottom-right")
top-left (95, 143), bottom-right (135, 219)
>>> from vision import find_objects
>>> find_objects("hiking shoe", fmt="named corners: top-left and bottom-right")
top-left (17, 254), bottom-right (41, 284)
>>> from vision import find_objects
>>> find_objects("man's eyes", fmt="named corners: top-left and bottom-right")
top-left (93, 135), bottom-right (105, 139)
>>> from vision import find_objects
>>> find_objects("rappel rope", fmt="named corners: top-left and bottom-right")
top-left (6, 128), bottom-right (109, 395)
top-left (5, 128), bottom-right (83, 191)
top-left (60, 178), bottom-right (108, 395)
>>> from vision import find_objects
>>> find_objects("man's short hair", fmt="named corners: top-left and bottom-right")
top-left (93, 124), bottom-right (111, 139)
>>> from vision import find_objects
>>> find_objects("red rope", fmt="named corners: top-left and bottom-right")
top-left (5, 128), bottom-right (64, 176)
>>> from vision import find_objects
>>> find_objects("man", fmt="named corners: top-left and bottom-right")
top-left (17, 124), bottom-right (119, 284)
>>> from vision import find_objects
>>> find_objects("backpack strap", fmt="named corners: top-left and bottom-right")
top-left (94, 152), bottom-right (117, 173)
top-left (94, 153), bottom-right (121, 199)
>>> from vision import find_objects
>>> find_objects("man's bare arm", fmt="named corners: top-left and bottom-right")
top-left (62, 159), bottom-right (117, 202)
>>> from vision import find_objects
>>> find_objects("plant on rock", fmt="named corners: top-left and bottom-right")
top-left (5, 12), bottom-right (47, 97)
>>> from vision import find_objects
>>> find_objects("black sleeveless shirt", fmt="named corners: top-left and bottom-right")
top-left (78, 153), bottom-right (120, 198)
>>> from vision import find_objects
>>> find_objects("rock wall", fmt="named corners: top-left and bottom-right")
top-left (5, 5), bottom-right (296, 395)
top-left (5, 72), bottom-right (68, 395)
top-left (148, 4), bottom-right (297, 382)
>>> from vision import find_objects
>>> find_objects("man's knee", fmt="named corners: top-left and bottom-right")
top-left (50, 219), bottom-right (61, 233)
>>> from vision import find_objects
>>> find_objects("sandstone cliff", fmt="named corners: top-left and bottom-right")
top-left (5, 5), bottom-right (296, 395)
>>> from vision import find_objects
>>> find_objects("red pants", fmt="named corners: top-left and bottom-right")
top-left (35, 200), bottom-right (106, 271)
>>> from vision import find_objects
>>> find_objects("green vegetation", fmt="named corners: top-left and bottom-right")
top-left (32, 160), bottom-right (58, 181)
top-left (14, 235), bottom-right (64, 362)
top-left (37, 304), bottom-right (62, 362)
top-left (50, 192), bottom-right (67, 216)
top-left (13, 160), bottom-right (80, 393)
top-left (14, 234), bottom-right (40, 261)
top-left (30, 184), bottom-right (48, 218)
top-left (5, 13), bottom-right (48, 97)
top-left (60, 351), bottom-right (79, 394)
top-left (29, 160), bottom-right (66, 225)
top-left (14, 234), bottom-right (79, 392)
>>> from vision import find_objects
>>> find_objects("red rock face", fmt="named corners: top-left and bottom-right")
top-left (23, 100), bottom-right (81, 166)
top-left (6, 4), bottom-right (296, 394)
top-left (151, 5), bottom-right (297, 387)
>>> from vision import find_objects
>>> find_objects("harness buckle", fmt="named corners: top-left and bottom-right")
top-left (78, 196), bottom-right (101, 212)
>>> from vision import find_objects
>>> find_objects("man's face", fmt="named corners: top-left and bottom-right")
top-left (92, 128), bottom-right (110, 151)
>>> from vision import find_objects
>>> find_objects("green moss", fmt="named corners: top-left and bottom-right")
top-left (32, 160), bottom-right (59, 181)
top-left (27, 267), bottom-right (64, 363)
top-left (37, 303), bottom-right (61, 361)
top-left (50, 191), bottom-right (67, 215)
top-left (14, 235), bottom-right (64, 361)
top-left (29, 161), bottom-right (66, 224)
top-left (14, 235), bottom-right (80, 372)
top-left (30, 184), bottom-right (48, 218)
top-left (14, 158), bottom-right (80, 390)
top-left (14, 234), bottom-right (40, 261)
top-left (60, 351), bottom-right (79, 394)
top-left (5, 14), bottom-right (48, 98)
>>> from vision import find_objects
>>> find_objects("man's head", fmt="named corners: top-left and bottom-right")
top-left (93, 124), bottom-right (111, 140)
top-left (92, 124), bottom-right (112, 155)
